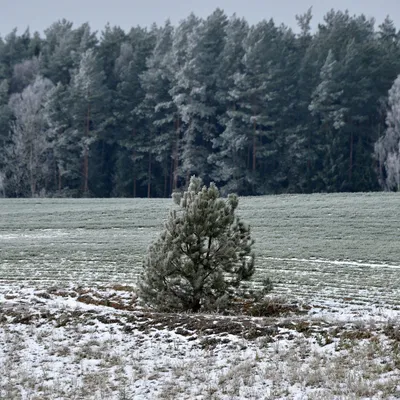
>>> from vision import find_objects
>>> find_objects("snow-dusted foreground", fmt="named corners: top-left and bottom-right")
top-left (1, 195), bottom-right (399, 398)
top-left (1, 284), bottom-right (400, 400)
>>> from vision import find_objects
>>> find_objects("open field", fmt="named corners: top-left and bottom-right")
top-left (1, 193), bottom-right (400, 399)
top-left (1, 193), bottom-right (399, 305)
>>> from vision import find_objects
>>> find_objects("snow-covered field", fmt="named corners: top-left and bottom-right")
top-left (1, 284), bottom-right (400, 399)
top-left (1, 193), bottom-right (400, 399)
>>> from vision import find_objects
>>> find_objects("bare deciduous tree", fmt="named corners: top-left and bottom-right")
top-left (8, 76), bottom-right (54, 197)
top-left (375, 74), bottom-right (400, 191)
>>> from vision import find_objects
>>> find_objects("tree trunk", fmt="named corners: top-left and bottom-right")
top-left (349, 131), bottom-right (353, 183)
top-left (54, 164), bottom-right (57, 191)
top-left (173, 117), bottom-right (180, 190)
top-left (252, 119), bottom-right (257, 172)
top-left (170, 156), bottom-right (174, 195)
top-left (101, 140), bottom-right (105, 173)
top-left (186, 172), bottom-right (190, 188)
top-left (29, 141), bottom-right (35, 197)
top-left (147, 151), bottom-right (152, 198)
top-left (132, 128), bottom-right (136, 198)
top-left (83, 148), bottom-right (89, 194)
top-left (58, 168), bottom-right (62, 192)
top-left (307, 130), bottom-right (312, 190)
top-left (83, 103), bottom-right (91, 195)
top-left (190, 297), bottom-right (201, 312)
top-left (164, 170), bottom-right (168, 198)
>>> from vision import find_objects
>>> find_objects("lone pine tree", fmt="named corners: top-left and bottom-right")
top-left (139, 176), bottom-right (255, 312)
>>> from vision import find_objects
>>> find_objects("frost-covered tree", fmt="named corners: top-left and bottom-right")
top-left (385, 151), bottom-right (400, 190)
top-left (11, 57), bottom-right (40, 93)
top-left (0, 80), bottom-right (11, 173)
top-left (209, 15), bottom-right (248, 194)
top-left (309, 49), bottom-right (347, 190)
top-left (309, 50), bottom-right (346, 132)
top-left (44, 82), bottom-right (80, 193)
top-left (172, 10), bottom-right (227, 184)
top-left (138, 21), bottom-right (176, 197)
top-left (98, 24), bottom-right (126, 81)
top-left (69, 48), bottom-right (107, 195)
top-left (375, 74), bottom-right (400, 191)
top-left (112, 27), bottom-right (157, 197)
top-left (41, 20), bottom-right (97, 85)
top-left (0, 171), bottom-right (5, 197)
top-left (0, 28), bottom-right (32, 81)
top-left (40, 20), bottom-right (76, 84)
top-left (219, 20), bottom-right (285, 194)
top-left (2, 10), bottom-right (400, 197)
top-left (7, 76), bottom-right (54, 196)
top-left (139, 176), bottom-right (255, 312)
top-left (167, 13), bottom-right (200, 190)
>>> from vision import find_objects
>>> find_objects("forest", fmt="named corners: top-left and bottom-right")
top-left (0, 8), bottom-right (400, 198)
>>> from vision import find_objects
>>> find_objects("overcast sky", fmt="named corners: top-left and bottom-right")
top-left (1, 0), bottom-right (399, 37)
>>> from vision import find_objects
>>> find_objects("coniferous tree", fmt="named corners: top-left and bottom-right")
top-left (112, 27), bottom-right (156, 197)
top-left (172, 10), bottom-right (227, 184)
top-left (98, 24), bottom-right (126, 91)
top-left (138, 21), bottom-right (176, 197)
top-left (0, 11), bottom-right (399, 197)
top-left (309, 49), bottom-right (347, 190)
top-left (40, 20), bottom-right (76, 85)
top-left (69, 49), bottom-right (107, 196)
top-left (209, 15), bottom-right (249, 194)
top-left (44, 82), bottom-right (80, 194)
top-left (40, 21), bottom-right (97, 85)
top-left (291, 8), bottom-right (318, 192)
top-left (225, 20), bottom-right (284, 194)
top-left (0, 28), bottom-right (32, 82)
top-left (139, 176), bottom-right (255, 312)
top-left (168, 13), bottom-right (201, 190)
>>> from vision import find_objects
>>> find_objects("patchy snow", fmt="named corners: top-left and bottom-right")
top-left (1, 284), bottom-right (400, 399)
top-left (0, 229), bottom-right (70, 241)
top-left (264, 257), bottom-right (400, 269)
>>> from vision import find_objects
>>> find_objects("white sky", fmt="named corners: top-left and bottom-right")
top-left (0, 0), bottom-right (399, 36)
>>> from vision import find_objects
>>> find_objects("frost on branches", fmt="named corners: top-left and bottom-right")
top-left (139, 176), bottom-right (255, 312)
top-left (375, 74), bottom-right (400, 191)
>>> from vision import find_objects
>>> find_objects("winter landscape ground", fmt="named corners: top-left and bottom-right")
top-left (1, 193), bottom-right (400, 399)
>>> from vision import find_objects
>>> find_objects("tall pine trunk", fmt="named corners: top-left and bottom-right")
top-left (164, 170), bottom-right (168, 198)
top-left (83, 103), bottom-right (91, 195)
top-left (132, 128), bottom-right (136, 198)
top-left (349, 131), bottom-right (353, 184)
top-left (252, 119), bottom-right (257, 172)
top-left (170, 156), bottom-right (174, 195)
top-left (147, 151), bottom-right (152, 198)
top-left (173, 117), bottom-right (180, 190)
top-left (29, 140), bottom-right (35, 197)
top-left (54, 163), bottom-right (57, 191)
top-left (58, 168), bottom-right (62, 192)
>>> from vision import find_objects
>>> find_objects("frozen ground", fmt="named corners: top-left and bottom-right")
top-left (1, 195), bottom-right (399, 398)
top-left (1, 283), bottom-right (400, 400)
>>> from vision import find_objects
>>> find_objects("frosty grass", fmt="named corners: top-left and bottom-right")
top-left (1, 193), bottom-right (400, 399)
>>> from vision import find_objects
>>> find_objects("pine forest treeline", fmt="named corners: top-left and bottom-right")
top-left (1, 9), bottom-right (400, 198)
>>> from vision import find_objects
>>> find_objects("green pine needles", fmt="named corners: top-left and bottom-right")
top-left (138, 176), bottom-right (256, 312)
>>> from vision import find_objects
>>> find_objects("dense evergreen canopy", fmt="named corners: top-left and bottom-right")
top-left (0, 9), bottom-right (400, 197)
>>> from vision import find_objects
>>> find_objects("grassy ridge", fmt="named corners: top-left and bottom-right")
top-left (0, 193), bottom-right (399, 304)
